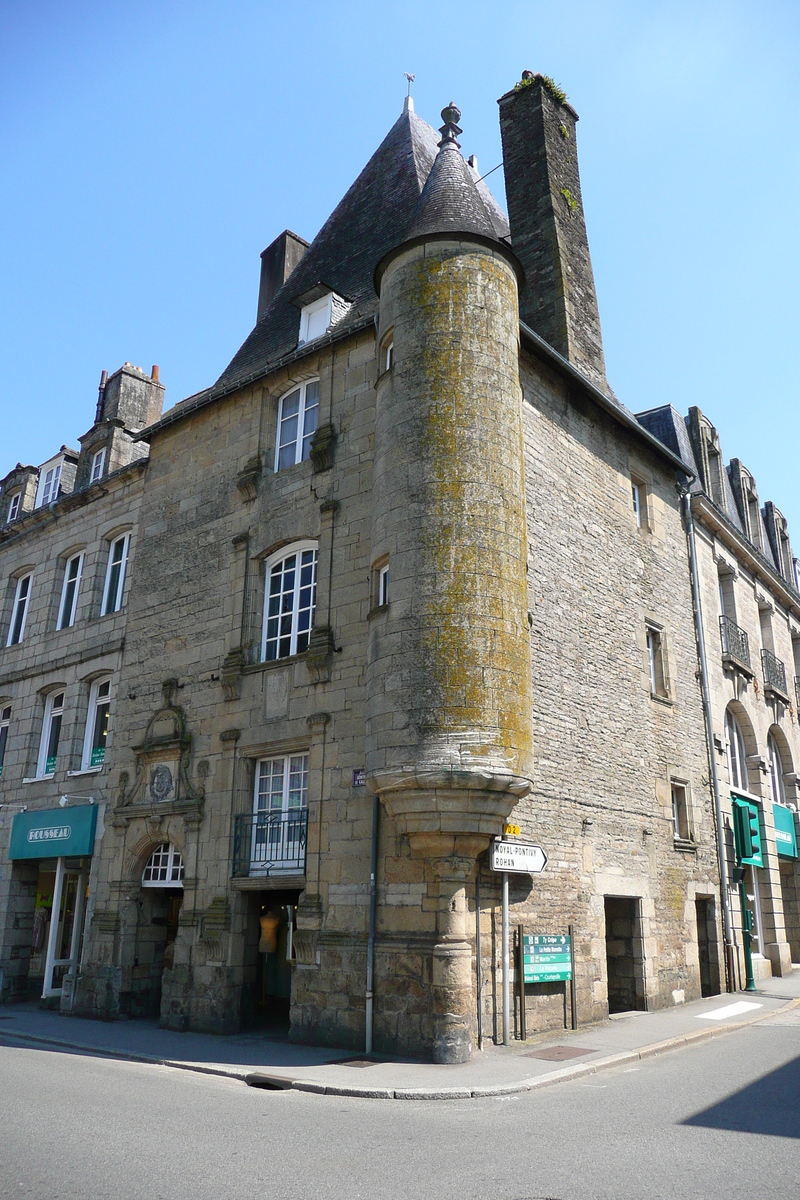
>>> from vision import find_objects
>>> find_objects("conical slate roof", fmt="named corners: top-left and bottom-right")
top-left (405, 106), bottom-right (499, 242)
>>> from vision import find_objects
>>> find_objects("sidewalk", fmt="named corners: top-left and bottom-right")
top-left (2, 971), bottom-right (799, 1100)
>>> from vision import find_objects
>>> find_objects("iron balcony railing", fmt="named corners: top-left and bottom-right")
top-left (719, 615), bottom-right (751, 670)
top-left (761, 648), bottom-right (788, 699)
top-left (232, 810), bottom-right (308, 878)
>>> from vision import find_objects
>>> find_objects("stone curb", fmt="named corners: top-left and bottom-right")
top-left (2, 994), bottom-right (798, 1100)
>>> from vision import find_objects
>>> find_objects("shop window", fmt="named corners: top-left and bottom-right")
top-left (38, 691), bottom-right (65, 778)
top-left (57, 553), bottom-right (84, 630)
top-left (142, 843), bottom-right (184, 887)
top-left (82, 677), bottom-right (111, 769)
top-left (0, 704), bottom-right (10, 779)
top-left (7, 573), bottom-right (32, 647)
top-left (261, 542), bottom-right (318, 661)
top-left (101, 533), bottom-right (130, 615)
top-left (275, 380), bottom-right (319, 471)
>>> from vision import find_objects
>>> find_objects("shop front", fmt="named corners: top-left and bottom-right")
top-left (8, 804), bottom-right (97, 1003)
top-left (774, 802), bottom-right (800, 962)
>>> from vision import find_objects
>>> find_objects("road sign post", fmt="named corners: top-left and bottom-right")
top-left (490, 839), bottom-right (548, 1046)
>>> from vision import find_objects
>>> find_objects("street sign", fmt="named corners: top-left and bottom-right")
top-left (523, 933), bottom-right (572, 983)
top-left (490, 839), bottom-right (547, 875)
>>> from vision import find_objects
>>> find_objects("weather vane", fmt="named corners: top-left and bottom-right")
top-left (404, 72), bottom-right (415, 97)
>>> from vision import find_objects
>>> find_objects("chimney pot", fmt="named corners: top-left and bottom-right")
top-left (151, 365), bottom-right (160, 382)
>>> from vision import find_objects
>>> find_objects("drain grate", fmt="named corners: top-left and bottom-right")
top-left (330, 1058), bottom-right (380, 1068)
top-left (523, 1045), bottom-right (594, 1061)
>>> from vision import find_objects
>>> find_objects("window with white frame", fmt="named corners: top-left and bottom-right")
top-left (102, 533), bottom-right (130, 615)
top-left (251, 754), bottom-right (309, 872)
top-left (57, 553), bottom-right (84, 630)
top-left (768, 733), bottom-right (786, 805)
top-left (379, 563), bottom-right (389, 607)
top-left (632, 480), bottom-right (642, 528)
top-left (646, 624), bottom-right (668, 698)
top-left (90, 448), bottom-right (106, 483)
top-left (299, 294), bottom-right (332, 344)
top-left (38, 690), bottom-right (65, 777)
top-left (82, 677), bottom-right (111, 769)
top-left (275, 380), bottom-right (319, 471)
top-left (7, 574), bottom-right (32, 647)
top-left (0, 705), bottom-right (10, 779)
top-left (671, 782), bottom-right (693, 843)
top-left (142, 842), bottom-right (184, 887)
top-left (35, 460), bottom-right (62, 508)
top-left (725, 709), bottom-right (749, 792)
top-left (262, 542), bottom-right (318, 661)
top-left (6, 492), bottom-right (21, 523)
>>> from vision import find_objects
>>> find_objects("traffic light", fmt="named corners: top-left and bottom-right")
top-left (732, 797), bottom-right (763, 867)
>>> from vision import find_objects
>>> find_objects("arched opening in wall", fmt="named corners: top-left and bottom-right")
top-left (240, 889), bottom-right (302, 1032)
top-left (125, 843), bottom-right (184, 1019)
top-left (724, 704), bottom-right (768, 965)
top-left (768, 727), bottom-right (800, 963)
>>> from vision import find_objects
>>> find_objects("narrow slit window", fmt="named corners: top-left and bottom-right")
top-left (632, 481), bottom-right (642, 527)
top-left (646, 625), bottom-right (668, 698)
top-left (57, 553), bottom-right (84, 630)
top-left (0, 705), bottom-right (11, 779)
top-left (379, 564), bottom-right (389, 607)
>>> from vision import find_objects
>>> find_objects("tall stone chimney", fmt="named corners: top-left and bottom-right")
top-left (499, 73), bottom-right (608, 393)
top-left (257, 230), bottom-right (309, 321)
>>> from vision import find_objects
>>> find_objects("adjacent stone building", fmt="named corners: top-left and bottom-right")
top-left (1, 73), bottom-right (797, 1061)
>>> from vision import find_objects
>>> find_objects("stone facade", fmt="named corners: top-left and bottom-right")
top-left (1, 76), bottom-right (797, 1061)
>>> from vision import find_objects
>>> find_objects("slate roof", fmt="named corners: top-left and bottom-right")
top-left (636, 405), bottom-right (700, 484)
top-left (405, 133), bottom-right (499, 242)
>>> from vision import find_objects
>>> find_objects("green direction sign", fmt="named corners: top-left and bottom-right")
top-left (523, 933), bottom-right (572, 984)
top-left (9, 804), bottom-right (97, 861)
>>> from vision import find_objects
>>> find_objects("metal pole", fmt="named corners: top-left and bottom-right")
top-left (42, 857), bottom-right (65, 999)
top-left (365, 793), bottom-right (379, 1055)
top-left (683, 491), bottom-right (736, 990)
top-left (569, 922), bottom-right (577, 1030)
top-left (738, 878), bottom-right (757, 992)
top-left (517, 923), bottom-right (526, 1041)
top-left (475, 868), bottom-right (484, 1052)
top-left (502, 871), bottom-right (510, 1046)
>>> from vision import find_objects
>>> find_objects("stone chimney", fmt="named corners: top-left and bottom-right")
top-left (257, 230), bottom-right (309, 322)
top-left (499, 72), bottom-right (608, 393)
top-left (101, 363), bottom-right (165, 432)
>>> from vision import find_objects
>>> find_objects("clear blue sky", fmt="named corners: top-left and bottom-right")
top-left (2, 1), bottom-right (798, 527)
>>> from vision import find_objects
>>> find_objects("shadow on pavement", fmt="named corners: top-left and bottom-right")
top-left (683, 1055), bottom-right (800, 1139)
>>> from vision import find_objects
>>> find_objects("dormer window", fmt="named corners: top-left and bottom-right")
top-left (90, 448), bottom-right (106, 483)
top-left (6, 492), bottom-right (21, 523)
top-left (35, 458), bottom-right (62, 508)
top-left (296, 286), bottom-right (351, 346)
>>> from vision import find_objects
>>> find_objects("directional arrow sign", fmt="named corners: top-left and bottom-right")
top-left (490, 839), bottom-right (547, 874)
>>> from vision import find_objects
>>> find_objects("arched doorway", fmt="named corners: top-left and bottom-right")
top-left (128, 843), bottom-right (184, 1017)
top-left (768, 728), bottom-right (800, 962)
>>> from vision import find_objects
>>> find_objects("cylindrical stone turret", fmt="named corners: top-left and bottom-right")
top-left (367, 105), bottom-right (533, 1062)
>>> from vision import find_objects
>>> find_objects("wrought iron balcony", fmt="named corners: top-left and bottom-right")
top-left (719, 615), bottom-right (751, 671)
top-left (232, 810), bottom-right (307, 878)
top-left (761, 648), bottom-right (789, 701)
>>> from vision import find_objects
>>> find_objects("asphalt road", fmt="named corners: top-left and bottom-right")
top-left (1, 1014), bottom-right (798, 1200)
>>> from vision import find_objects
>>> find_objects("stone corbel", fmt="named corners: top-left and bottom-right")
top-left (236, 456), bottom-right (261, 502)
top-left (221, 646), bottom-right (246, 700)
top-left (305, 625), bottom-right (335, 683)
top-left (309, 422), bottom-right (336, 472)
top-left (746, 753), bottom-right (767, 776)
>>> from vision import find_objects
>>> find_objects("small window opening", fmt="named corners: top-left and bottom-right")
top-left (632, 481), bottom-right (642, 528)
top-left (0, 705), bottom-right (11, 779)
top-left (379, 564), bottom-right (389, 607)
top-left (142, 843), bottom-right (184, 887)
top-left (672, 783), bottom-right (692, 843)
top-left (90, 448), bottom-right (106, 483)
top-left (7, 492), bottom-right (21, 522)
top-left (646, 625), bottom-right (668, 698)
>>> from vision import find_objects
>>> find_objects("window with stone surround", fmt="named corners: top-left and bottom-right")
top-left (261, 542), bottom-right (318, 661)
top-left (725, 709), bottom-right (749, 792)
top-left (671, 781), bottom-right (693, 844)
top-left (646, 623), bottom-right (669, 699)
top-left (57, 553), bottom-right (84, 630)
top-left (275, 380), bottom-right (319, 471)
top-left (90, 447), bottom-right (106, 483)
top-left (101, 533), bottom-right (130, 615)
top-left (37, 690), bottom-right (65, 778)
top-left (35, 458), bottom-right (63, 508)
top-left (0, 704), bottom-right (10, 779)
top-left (7, 573), bottom-right (32, 647)
top-left (82, 677), bottom-right (111, 770)
top-left (251, 753), bottom-right (309, 873)
top-left (142, 842), bottom-right (184, 887)
top-left (6, 491), bottom-right (21, 523)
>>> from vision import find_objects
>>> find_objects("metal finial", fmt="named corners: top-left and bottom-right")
top-left (404, 71), bottom-right (415, 96)
top-left (438, 102), bottom-right (462, 149)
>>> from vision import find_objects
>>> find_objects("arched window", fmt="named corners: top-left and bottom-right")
top-left (261, 541), bottom-right (318, 661)
top-left (142, 843), bottom-right (184, 887)
top-left (768, 733), bottom-right (786, 805)
top-left (725, 709), bottom-right (748, 792)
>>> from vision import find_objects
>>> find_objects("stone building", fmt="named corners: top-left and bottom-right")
top-left (0, 364), bottom-right (163, 1005)
top-left (1, 73), bottom-right (797, 1062)
top-left (639, 403), bottom-right (800, 983)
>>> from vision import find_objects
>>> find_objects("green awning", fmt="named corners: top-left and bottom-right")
top-left (9, 804), bottom-right (97, 860)
top-left (773, 803), bottom-right (798, 860)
